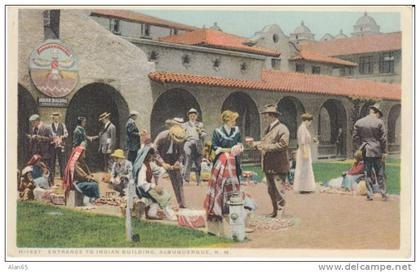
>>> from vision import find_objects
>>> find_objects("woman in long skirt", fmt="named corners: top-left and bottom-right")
top-left (204, 110), bottom-right (243, 222)
top-left (294, 113), bottom-right (317, 193)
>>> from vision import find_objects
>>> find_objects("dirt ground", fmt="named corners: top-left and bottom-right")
top-left (78, 174), bottom-right (400, 250)
top-left (160, 178), bottom-right (400, 250)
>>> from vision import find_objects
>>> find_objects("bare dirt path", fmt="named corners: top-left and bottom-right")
top-left (161, 179), bottom-right (400, 250)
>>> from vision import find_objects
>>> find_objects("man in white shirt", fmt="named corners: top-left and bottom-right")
top-left (182, 108), bottom-right (207, 185)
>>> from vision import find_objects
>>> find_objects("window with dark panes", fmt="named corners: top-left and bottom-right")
top-left (144, 24), bottom-right (150, 36)
top-left (359, 56), bottom-right (373, 74)
top-left (110, 19), bottom-right (120, 34)
top-left (271, 58), bottom-right (281, 70)
top-left (312, 66), bottom-right (320, 74)
top-left (43, 10), bottom-right (60, 39)
top-left (379, 52), bottom-right (395, 73)
top-left (296, 63), bottom-right (305, 73)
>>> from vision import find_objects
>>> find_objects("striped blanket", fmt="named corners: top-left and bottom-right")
top-left (203, 152), bottom-right (240, 221)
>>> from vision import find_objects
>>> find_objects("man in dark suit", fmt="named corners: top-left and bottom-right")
top-left (256, 104), bottom-right (290, 218)
top-left (50, 112), bottom-right (68, 179)
top-left (125, 111), bottom-right (141, 165)
top-left (98, 112), bottom-right (117, 172)
top-left (353, 103), bottom-right (388, 201)
top-left (28, 114), bottom-right (54, 185)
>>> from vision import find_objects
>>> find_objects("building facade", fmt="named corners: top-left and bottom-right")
top-left (17, 9), bottom-right (401, 170)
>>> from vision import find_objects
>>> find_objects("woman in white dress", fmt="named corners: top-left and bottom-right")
top-left (294, 113), bottom-right (317, 193)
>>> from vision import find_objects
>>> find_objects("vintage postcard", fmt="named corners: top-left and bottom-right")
top-left (5, 5), bottom-right (413, 261)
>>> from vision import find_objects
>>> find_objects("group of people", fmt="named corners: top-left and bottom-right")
top-left (19, 101), bottom-right (389, 223)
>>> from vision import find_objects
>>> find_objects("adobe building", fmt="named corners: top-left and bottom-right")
top-left (17, 9), bottom-right (402, 170)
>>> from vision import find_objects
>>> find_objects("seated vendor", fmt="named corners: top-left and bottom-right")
top-left (323, 150), bottom-right (365, 191)
top-left (19, 166), bottom-right (35, 201)
top-left (133, 145), bottom-right (176, 221)
top-left (26, 154), bottom-right (50, 189)
top-left (63, 144), bottom-right (100, 204)
top-left (110, 149), bottom-right (133, 196)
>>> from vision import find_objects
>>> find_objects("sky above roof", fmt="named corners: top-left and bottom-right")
top-left (135, 9), bottom-right (401, 39)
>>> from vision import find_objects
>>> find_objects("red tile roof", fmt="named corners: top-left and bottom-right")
top-left (159, 28), bottom-right (281, 57)
top-left (300, 32), bottom-right (401, 56)
top-left (290, 50), bottom-right (358, 66)
top-left (91, 9), bottom-right (197, 31)
top-left (149, 70), bottom-right (400, 100)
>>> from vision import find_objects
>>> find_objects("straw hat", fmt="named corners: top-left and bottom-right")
top-left (51, 112), bottom-right (61, 117)
top-left (169, 125), bottom-right (186, 143)
top-left (187, 108), bottom-right (198, 115)
top-left (165, 117), bottom-right (184, 127)
top-left (260, 104), bottom-right (279, 116)
top-left (129, 110), bottom-right (139, 117)
top-left (111, 149), bottom-right (125, 159)
top-left (98, 112), bottom-right (111, 121)
top-left (29, 114), bottom-right (40, 121)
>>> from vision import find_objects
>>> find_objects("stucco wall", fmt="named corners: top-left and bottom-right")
top-left (135, 42), bottom-right (265, 81)
top-left (18, 9), bottom-right (155, 139)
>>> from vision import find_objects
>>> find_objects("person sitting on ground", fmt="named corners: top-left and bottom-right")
top-left (322, 150), bottom-right (365, 192)
top-left (63, 144), bottom-right (100, 204)
top-left (133, 145), bottom-right (176, 221)
top-left (26, 154), bottom-right (51, 189)
top-left (18, 166), bottom-right (36, 201)
top-left (110, 149), bottom-right (133, 196)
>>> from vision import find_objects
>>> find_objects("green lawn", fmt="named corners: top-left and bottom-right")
top-left (243, 158), bottom-right (400, 194)
top-left (17, 201), bottom-right (231, 248)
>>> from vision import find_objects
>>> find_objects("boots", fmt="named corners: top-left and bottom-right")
top-left (268, 198), bottom-right (278, 218)
top-left (195, 171), bottom-right (201, 186)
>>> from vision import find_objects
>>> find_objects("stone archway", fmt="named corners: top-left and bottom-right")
top-left (66, 83), bottom-right (129, 171)
top-left (18, 84), bottom-right (38, 169)
top-left (151, 89), bottom-right (201, 138)
top-left (221, 92), bottom-right (260, 140)
top-left (277, 96), bottom-right (305, 141)
top-left (387, 104), bottom-right (401, 146)
top-left (318, 99), bottom-right (347, 157)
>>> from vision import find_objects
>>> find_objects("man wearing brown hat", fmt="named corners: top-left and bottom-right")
top-left (255, 104), bottom-right (290, 218)
top-left (154, 118), bottom-right (187, 208)
top-left (50, 112), bottom-right (68, 180)
top-left (98, 112), bottom-right (116, 172)
top-left (353, 103), bottom-right (388, 201)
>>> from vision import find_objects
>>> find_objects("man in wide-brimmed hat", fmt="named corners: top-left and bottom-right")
top-left (98, 112), bottom-right (116, 172)
top-left (125, 110), bottom-right (141, 164)
top-left (182, 108), bottom-right (207, 185)
top-left (353, 102), bottom-right (388, 201)
top-left (255, 104), bottom-right (290, 218)
top-left (110, 149), bottom-right (133, 196)
top-left (154, 118), bottom-right (187, 208)
top-left (49, 112), bottom-right (68, 180)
